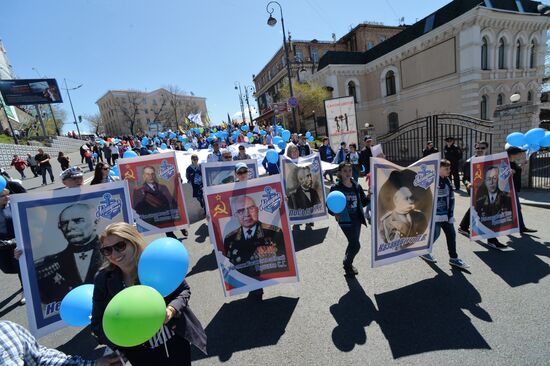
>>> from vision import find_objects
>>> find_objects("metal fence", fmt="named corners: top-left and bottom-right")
top-left (529, 150), bottom-right (550, 189)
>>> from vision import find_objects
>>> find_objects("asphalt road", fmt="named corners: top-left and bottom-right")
top-left (1, 154), bottom-right (549, 365)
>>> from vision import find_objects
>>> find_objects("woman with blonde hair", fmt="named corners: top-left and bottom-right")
top-left (91, 222), bottom-right (206, 365)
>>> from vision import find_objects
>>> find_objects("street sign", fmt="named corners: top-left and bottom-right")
top-left (288, 96), bottom-right (298, 108)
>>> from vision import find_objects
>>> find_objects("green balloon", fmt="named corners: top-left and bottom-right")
top-left (103, 285), bottom-right (166, 347)
top-left (199, 127), bottom-right (204, 133)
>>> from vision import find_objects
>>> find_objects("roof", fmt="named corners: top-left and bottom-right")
top-left (318, 0), bottom-right (542, 71)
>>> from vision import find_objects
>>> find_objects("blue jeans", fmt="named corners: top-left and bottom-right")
top-left (433, 221), bottom-right (457, 259)
top-left (40, 165), bottom-right (54, 184)
top-left (340, 220), bottom-right (362, 267)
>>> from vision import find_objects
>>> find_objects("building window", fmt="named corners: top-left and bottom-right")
top-left (348, 81), bottom-right (357, 103)
top-left (388, 112), bottom-right (399, 132)
top-left (481, 37), bottom-right (489, 70)
top-left (497, 93), bottom-right (504, 106)
top-left (367, 41), bottom-right (374, 50)
top-left (516, 40), bottom-right (521, 69)
top-left (379, 35), bottom-right (386, 43)
top-left (385, 70), bottom-right (396, 96)
top-left (310, 48), bottom-right (318, 63)
top-left (481, 95), bottom-right (488, 120)
top-left (527, 90), bottom-right (533, 102)
top-left (530, 40), bottom-right (536, 68)
top-left (295, 48), bottom-right (303, 62)
top-left (498, 38), bottom-right (506, 69)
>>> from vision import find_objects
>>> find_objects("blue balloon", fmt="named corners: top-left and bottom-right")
top-left (305, 131), bottom-right (311, 138)
top-left (138, 238), bottom-right (189, 297)
top-left (277, 141), bottom-right (286, 150)
top-left (142, 138), bottom-right (149, 145)
top-left (154, 137), bottom-right (160, 144)
top-left (260, 130), bottom-right (267, 136)
top-left (506, 132), bottom-right (526, 147)
top-left (123, 150), bottom-right (138, 158)
top-left (160, 143), bottom-right (167, 149)
top-left (110, 165), bottom-right (119, 177)
top-left (60, 284), bottom-right (94, 326)
top-left (525, 128), bottom-right (545, 145)
top-left (540, 132), bottom-right (550, 148)
top-left (92, 153), bottom-right (98, 159)
top-left (273, 136), bottom-right (283, 145)
top-left (178, 136), bottom-right (185, 142)
top-left (241, 125), bottom-right (249, 131)
top-left (307, 136), bottom-right (314, 142)
top-left (0, 176), bottom-right (6, 191)
top-left (529, 143), bottom-right (540, 154)
top-left (207, 136), bottom-right (213, 142)
top-left (169, 132), bottom-right (177, 139)
top-left (184, 143), bottom-right (191, 150)
top-left (158, 132), bottom-right (166, 138)
top-left (153, 150), bottom-right (160, 154)
top-left (281, 130), bottom-right (291, 142)
top-left (247, 132), bottom-right (253, 138)
top-left (326, 191), bottom-right (346, 214)
top-left (266, 149), bottom-right (279, 164)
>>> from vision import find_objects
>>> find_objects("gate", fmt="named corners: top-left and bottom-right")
top-left (377, 114), bottom-right (494, 166)
top-left (529, 150), bottom-right (550, 189)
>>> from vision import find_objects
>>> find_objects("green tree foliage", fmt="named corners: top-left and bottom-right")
top-left (278, 81), bottom-right (331, 130)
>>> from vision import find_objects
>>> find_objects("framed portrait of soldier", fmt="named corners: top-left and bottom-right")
top-left (204, 175), bottom-right (299, 296)
top-left (371, 154), bottom-right (440, 268)
top-left (11, 181), bottom-right (133, 337)
top-left (470, 152), bottom-right (519, 240)
top-left (118, 151), bottom-right (189, 235)
top-left (201, 159), bottom-right (259, 188)
top-left (281, 153), bottom-right (328, 224)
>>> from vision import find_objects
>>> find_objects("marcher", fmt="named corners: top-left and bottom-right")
top-left (334, 142), bottom-right (347, 164)
top-left (110, 143), bottom-right (120, 165)
top-left (444, 137), bottom-right (463, 190)
top-left (422, 141), bottom-right (439, 157)
top-left (207, 141), bottom-right (222, 162)
top-left (297, 135), bottom-right (311, 157)
top-left (91, 162), bottom-right (117, 185)
top-left (35, 148), bottom-right (55, 186)
top-left (319, 137), bottom-right (335, 182)
top-left (91, 223), bottom-right (207, 366)
top-left (261, 145), bottom-right (282, 175)
top-left (26, 153), bottom-right (39, 177)
top-left (103, 143), bottom-right (112, 165)
top-left (328, 162), bottom-right (368, 276)
top-left (359, 136), bottom-right (373, 175)
top-left (507, 146), bottom-right (537, 234)
top-left (61, 166), bottom-right (85, 188)
top-left (233, 145), bottom-right (251, 160)
top-left (10, 154), bottom-right (27, 179)
top-left (420, 159), bottom-right (470, 268)
top-left (58, 151), bottom-right (70, 171)
top-left (84, 149), bottom-right (94, 172)
top-left (345, 143), bottom-right (360, 182)
top-left (185, 154), bottom-right (205, 211)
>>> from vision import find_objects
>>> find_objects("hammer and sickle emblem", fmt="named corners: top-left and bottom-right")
top-left (213, 195), bottom-right (228, 217)
top-left (124, 169), bottom-right (136, 180)
top-left (474, 168), bottom-right (482, 182)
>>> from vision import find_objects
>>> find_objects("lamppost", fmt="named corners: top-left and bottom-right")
top-left (234, 81), bottom-right (246, 124)
top-left (244, 85), bottom-right (255, 125)
top-left (266, 1), bottom-right (297, 131)
top-left (312, 110), bottom-right (318, 137)
top-left (62, 78), bottom-right (83, 139)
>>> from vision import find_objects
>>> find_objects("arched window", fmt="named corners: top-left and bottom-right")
top-left (481, 37), bottom-right (489, 70)
top-left (348, 81), bottom-right (357, 103)
top-left (385, 71), bottom-right (396, 96)
top-left (497, 93), bottom-right (504, 106)
top-left (527, 90), bottom-right (533, 102)
top-left (498, 38), bottom-right (506, 69)
top-left (530, 40), bottom-right (536, 68)
top-left (388, 112), bottom-right (399, 132)
top-left (516, 40), bottom-right (521, 69)
top-left (481, 95), bottom-right (488, 120)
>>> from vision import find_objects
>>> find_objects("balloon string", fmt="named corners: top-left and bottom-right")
top-left (161, 325), bottom-right (170, 358)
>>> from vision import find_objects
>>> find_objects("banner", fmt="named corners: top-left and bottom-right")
top-left (324, 96), bottom-right (358, 153)
top-left (11, 182), bottom-right (133, 337)
top-left (205, 175), bottom-right (299, 296)
top-left (280, 153), bottom-right (328, 224)
top-left (0, 78), bottom-right (63, 105)
top-left (201, 159), bottom-right (259, 188)
top-left (118, 152), bottom-right (189, 235)
top-left (371, 154), bottom-right (440, 268)
top-left (470, 152), bottom-right (519, 240)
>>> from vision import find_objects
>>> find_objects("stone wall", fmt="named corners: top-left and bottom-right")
top-left (493, 102), bottom-right (540, 187)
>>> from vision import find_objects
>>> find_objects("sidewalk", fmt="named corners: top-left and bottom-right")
top-left (519, 189), bottom-right (550, 209)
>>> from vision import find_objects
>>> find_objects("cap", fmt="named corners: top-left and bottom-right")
top-left (507, 146), bottom-right (526, 154)
top-left (235, 162), bottom-right (249, 172)
top-left (340, 141), bottom-right (346, 146)
top-left (364, 135), bottom-right (372, 141)
top-left (444, 136), bottom-right (455, 142)
top-left (60, 166), bottom-right (84, 181)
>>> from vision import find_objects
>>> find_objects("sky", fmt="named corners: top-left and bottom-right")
top-left (0, 0), bottom-right (450, 133)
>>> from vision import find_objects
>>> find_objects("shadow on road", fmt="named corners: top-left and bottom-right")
top-left (192, 296), bottom-right (299, 362)
top-left (292, 227), bottom-right (329, 252)
top-left (473, 235), bottom-right (550, 287)
top-left (187, 250), bottom-right (217, 277)
top-left (0, 288), bottom-right (23, 317)
top-left (373, 264), bottom-right (492, 358)
top-left (329, 277), bottom-right (376, 352)
top-left (56, 326), bottom-right (105, 360)
top-left (194, 223), bottom-right (209, 243)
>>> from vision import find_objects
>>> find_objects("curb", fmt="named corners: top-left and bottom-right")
top-left (519, 198), bottom-right (550, 209)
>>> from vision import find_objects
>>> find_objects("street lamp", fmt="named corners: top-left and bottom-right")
top-left (244, 85), bottom-right (255, 125)
top-left (234, 82), bottom-right (246, 124)
top-left (62, 78), bottom-right (83, 139)
top-left (266, 1), bottom-right (297, 131)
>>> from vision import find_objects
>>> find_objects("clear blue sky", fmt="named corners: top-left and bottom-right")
top-left (0, 0), bottom-right (449, 133)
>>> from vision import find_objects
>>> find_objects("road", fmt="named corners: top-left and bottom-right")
top-left (1, 155), bottom-right (549, 365)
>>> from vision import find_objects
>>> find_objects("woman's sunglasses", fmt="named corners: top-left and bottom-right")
top-left (100, 241), bottom-right (127, 256)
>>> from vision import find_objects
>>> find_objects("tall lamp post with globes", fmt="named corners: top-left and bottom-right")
top-left (62, 78), bottom-right (83, 139)
top-left (234, 81), bottom-right (246, 125)
top-left (266, 1), bottom-right (297, 132)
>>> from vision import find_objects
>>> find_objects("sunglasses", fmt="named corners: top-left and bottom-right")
top-left (102, 167), bottom-right (110, 171)
top-left (476, 146), bottom-right (487, 150)
top-left (100, 241), bottom-right (127, 256)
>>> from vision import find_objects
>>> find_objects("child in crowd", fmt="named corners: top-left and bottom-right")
top-left (346, 143), bottom-right (360, 182)
top-left (420, 159), bottom-right (469, 269)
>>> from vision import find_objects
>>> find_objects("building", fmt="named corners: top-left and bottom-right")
top-left (309, 0), bottom-right (550, 138)
top-left (96, 88), bottom-right (208, 136)
top-left (253, 24), bottom-right (404, 127)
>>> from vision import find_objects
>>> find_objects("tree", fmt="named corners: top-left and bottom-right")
top-left (157, 86), bottom-right (201, 132)
top-left (278, 81), bottom-right (331, 131)
top-left (113, 91), bottom-right (143, 135)
top-left (83, 112), bottom-right (104, 135)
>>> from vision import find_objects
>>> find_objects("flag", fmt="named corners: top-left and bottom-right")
top-left (227, 113), bottom-right (232, 126)
top-left (188, 112), bottom-right (202, 126)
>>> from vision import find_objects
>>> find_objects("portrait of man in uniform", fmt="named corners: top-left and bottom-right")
top-left (132, 165), bottom-right (179, 226)
top-left (288, 166), bottom-right (321, 210)
top-left (474, 165), bottom-right (512, 231)
top-left (223, 195), bottom-right (287, 278)
top-left (35, 203), bottom-right (101, 305)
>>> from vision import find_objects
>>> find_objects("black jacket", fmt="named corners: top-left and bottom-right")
top-left (319, 145), bottom-right (335, 163)
top-left (359, 147), bottom-right (372, 174)
top-left (91, 268), bottom-right (207, 354)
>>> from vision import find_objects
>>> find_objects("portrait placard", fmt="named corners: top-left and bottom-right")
top-left (201, 159), bottom-right (259, 188)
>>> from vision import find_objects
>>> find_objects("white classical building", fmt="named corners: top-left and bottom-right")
top-left (310, 0), bottom-right (550, 137)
